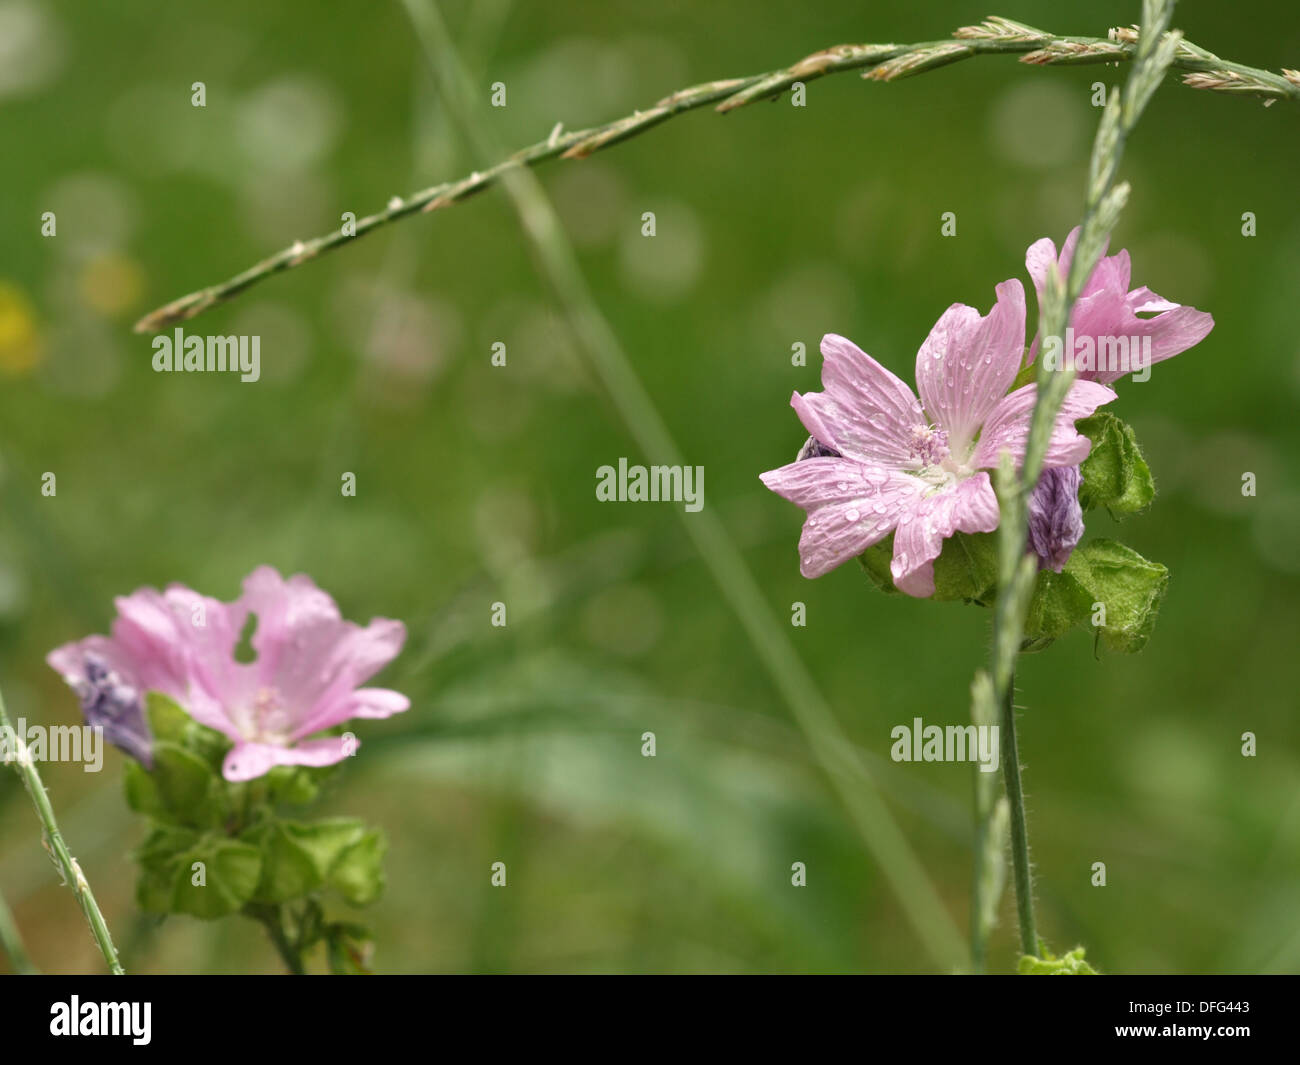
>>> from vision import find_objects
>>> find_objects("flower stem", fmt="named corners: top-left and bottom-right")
top-left (250, 904), bottom-right (306, 975)
top-left (999, 662), bottom-right (1036, 956)
top-left (969, 670), bottom-right (1007, 971)
top-left (0, 682), bottom-right (124, 974)
top-left (980, 0), bottom-right (1181, 964)
top-left (134, 15), bottom-right (1298, 333)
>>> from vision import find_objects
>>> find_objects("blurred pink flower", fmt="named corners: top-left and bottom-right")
top-left (48, 566), bottom-right (408, 781)
top-left (760, 280), bottom-right (1115, 596)
top-left (1026, 226), bottom-right (1214, 383)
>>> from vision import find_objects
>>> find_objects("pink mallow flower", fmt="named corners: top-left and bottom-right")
top-left (48, 566), bottom-right (409, 782)
top-left (1021, 229), bottom-right (1213, 569)
top-left (1025, 226), bottom-right (1214, 383)
top-left (760, 280), bottom-right (1116, 597)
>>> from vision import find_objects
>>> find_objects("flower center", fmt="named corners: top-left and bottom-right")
top-left (909, 424), bottom-right (976, 489)
top-left (234, 687), bottom-right (294, 746)
top-left (909, 424), bottom-right (951, 467)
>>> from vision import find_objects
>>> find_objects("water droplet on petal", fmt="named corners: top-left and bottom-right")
top-left (845, 508), bottom-right (860, 522)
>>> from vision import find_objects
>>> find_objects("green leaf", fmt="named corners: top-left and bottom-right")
top-left (136, 825), bottom-right (199, 866)
top-left (859, 531), bottom-right (999, 603)
top-left (1071, 538), bottom-right (1168, 653)
top-left (183, 723), bottom-right (232, 774)
top-left (1018, 945), bottom-right (1099, 975)
top-left (169, 838), bottom-right (263, 920)
top-left (145, 692), bottom-right (191, 745)
top-left (241, 818), bottom-right (369, 905)
top-left (264, 766), bottom-right (321, 806)
top-left (1023, 539), bottom-right (1167, 653)
top-left (149, 741), bottom-right (228, 829)
top-left (931, 532), bottom-right (999, 603)
top-left (328, 828), bottom-right (388, 906)
top-left (134, 826), bottom-right (199, 914)
top-left (240, 822), bottom-right (321, 904)
top-left (1077, 412), bottom-right (1155, 514)
top-left (262, 763), bottom-right (343, 807)
top-left (144, 691), bottom-right (231, 772)
top-left (1023, 565), bottom-right (1094, 649)
top-left (858, 536), bottom-right (902, 596)
top-left (133, 826), bottom-right (262, 919)
top-left (285, 819), bottom-right (369, 875)
top-left (123, 760), bottom-right (167, 819)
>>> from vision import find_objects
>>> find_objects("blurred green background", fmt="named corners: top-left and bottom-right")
top-left (1, 0), bottom-right (1297, 974)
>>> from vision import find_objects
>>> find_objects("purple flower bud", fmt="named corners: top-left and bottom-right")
top-left (1027, 465), bottom-right (1084, 573)
top-left (72, 652), bottom-right (153, 767)
top-left (796, 436), bottom-right (841, 461)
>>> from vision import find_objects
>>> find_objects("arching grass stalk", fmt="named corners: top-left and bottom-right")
top-left (976, 0), bottom-right (1182, 961)
top-left (0, 683), bottom-right (125, 974)
top-left (134, 16), bottom-right (1298, 334)
top-left (398, 0), bottom-right (969, 971)
top-left (0, 883), bottom-right (38, 974)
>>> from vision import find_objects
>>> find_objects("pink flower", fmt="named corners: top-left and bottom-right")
top-left (760, 280), bottom-right (1116, 597)
top-left (1026, 227), bottom-right (1214, 383)
top-left (48, 566), bottom-right (409, 782)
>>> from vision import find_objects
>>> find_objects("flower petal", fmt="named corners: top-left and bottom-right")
top-left (221, 736), bottom-right (357, 782)
top-left (290, 685), bottom-right (410, 740)
top-left (1025, 235), bottom-right (1060, 298)
top-left (340, 688), bottom-right (411, 720)
top-left (915, 280), bottom-right (1026, 452)
top-left (972, 379), bottom-right (1116, 471)
top-left (238, 566), bottom-right (407, 735)
top-left (891, 473), bottom-right (1001, 598)
top-left (1096, 305), bottom-right (1215, 384)
top-left (108, 587), bottom-right (243, 738)
top-left (760, 457), bottom-right (924, 579)
top-left (790, 334), bottom-right (924, 466)
top-left (110, 588), bottom-right (196, 696)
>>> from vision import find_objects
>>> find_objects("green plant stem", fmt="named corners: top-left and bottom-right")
top-left (0, 684), bottom-right (124, 974)
top-left (968, 670), bottom-right (1007, 971)
top-left (979, 0), bottom-right (1182, 962)
top-left (251, 904), bottom-right (306, 975)
top-left (0, 884), bottom-right (38, 974)
top-left (134, 16), bottom-right (1298, 333)
top-left (999, 663), bottom-right (1036, 956)
top-left (400, 0), bottom-right (969, 971)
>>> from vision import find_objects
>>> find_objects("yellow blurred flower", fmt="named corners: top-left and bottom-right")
top-left (0, 282), bottom-right (43, 374)
top-left (78, 252), bottom-right (145, 317)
